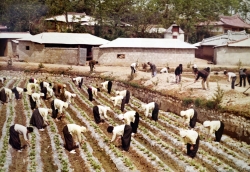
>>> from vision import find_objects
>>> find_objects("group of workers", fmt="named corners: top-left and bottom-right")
top-left (0, 61), bottom-right (235, 159)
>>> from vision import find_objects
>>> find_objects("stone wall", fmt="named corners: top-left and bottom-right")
top-left (97, 48), bottom-right (195, 67)
top-left (215, 46), bottom-right (250, 65)
top-left (84, 76), bottom-right (250, 143)
top-left (18, 41), bottom-right (78, 65)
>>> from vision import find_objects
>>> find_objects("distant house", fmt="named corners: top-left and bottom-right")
top-left (0, 25), bottom-right (7, 32)
top-left (96, 38), bottom-right (196, 66)
top-left (194, 30), bottom-right (249, 64)
top-left (214, 37), bottom-right (250, 65)
top-left (164, 24), bottom-right (184, 41)
top-left (197, 15), bottom-right (250, 35)
top-left (16, 32), bottom-right (109, 65)
top-left (0, 32), bottom-right (31, 58)
top-left (45, 12), bottom-right (97, 33)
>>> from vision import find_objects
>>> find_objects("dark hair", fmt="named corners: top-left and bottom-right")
top-left (97, 88), bottom-right (100, 92)
top-left (243, 68), bottom-right (247, 72)
top-left (3, 77), bottom-right (6, 81)
top-left (179, 64), bottom-right (182, 67)
top-left (27, 127), bottom-right (34, 133)
top-left (23, 88), bottom-right (28, 92)
top-left (193, 68), bottom-right (198, 73)
top-left (49, 83), bottom-right (52, 86)
top-left (224, 71), bottom-right (227, 75)
top-left (147, 62), bottom-right (150, 65)
top-left (107, 126), bottom-right (114, 133)
top-left (95, 61), bottom-right (98, 64)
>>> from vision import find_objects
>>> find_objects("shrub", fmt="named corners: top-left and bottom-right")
top-left (194, 98), bottom-right (204, 108)
top-left (187, 62), bottom-right (191, 68)
top-left (182, 98), bottom-right (193, 107)
top-left (212, 83), bottom-right (224, 107)
top-left (38, 62), bottom-right (45, 68)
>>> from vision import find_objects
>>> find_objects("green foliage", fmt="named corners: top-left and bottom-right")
top-left (182, 98), bottom-right (193, 107)
top-left (212, 83), bottom-right (224, 108)
top-left (194, 98), bottom-right (204, 108)
top-left (38, 62), bottom-right (45, 69)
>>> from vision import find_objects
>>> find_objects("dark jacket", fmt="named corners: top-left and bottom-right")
top-left (195, 70), bottom-right (209, 81)
top-left (175, 66), bottom-right (182, 75)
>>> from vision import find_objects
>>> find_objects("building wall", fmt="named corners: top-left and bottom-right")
top-left (164, 33), bottom-right (184, 41)
top-left (18, 41), bottom-right (78, 65)
top-left (195, 46), bottom-right (214, 62)
top-left (97, 48), bottom-right (195, 66)
top-left (215, 46), bottom-right (250, 65)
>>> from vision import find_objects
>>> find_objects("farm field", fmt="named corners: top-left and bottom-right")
top-left (0, 70), bottom-right (250, 172)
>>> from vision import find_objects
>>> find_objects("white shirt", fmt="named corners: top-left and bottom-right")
top-left (97, 105), bottom-right (110, 118)
top-left (42, 81), bottom-right (50, 88)
top-left (16, 87), bottom-right (24, 95)
top-left (160, 67), bottom-right (168, 73)
top-left (141, 102), bottom-right (155, 117)
top-left (101, 81), bottom-right (109, 90)
top-left (14, 124), bottom-right (29, 141)
top-left (181, 130), bottom-right (198, 145)
top-left (116, 90), bottom-right (127, 97)
top-left (111, 124), bottom-right (125, 142)
top-left (111, 95), bottom-right (123, 106)
top-left (180, 109), bottom-right (194, 124)
top-left (4, 88), bottom-right (12, 100)
top-left (73, 77), bottom-right (83, 85)
top-left (54, 99), bottom-right (68, 114)
top-left (67, 124), bottom-right (86, 143)
top-left (38, 108), bottom-right (50, 123)
top-left (27, 83), bottom-right (39, 95)
top-left (46, 86), bottom-right (54, 97)
top-left (64, 90), bottom-right (76, 104)
top-left (123, 111), bottom-right (136, 125)
top-left (91, 86), bottom-right (98, 96)
top-left (206, 121), bottom-right (221, 134)
top-left (227, 72), bottom-right (236, 82)
top-left (131, 63), bottom-right (137, 71)
top-left (31, 93), bottom-right (41, 107)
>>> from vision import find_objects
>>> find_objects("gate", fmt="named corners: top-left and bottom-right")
top-left (79, 48), bottom-right (87, 65)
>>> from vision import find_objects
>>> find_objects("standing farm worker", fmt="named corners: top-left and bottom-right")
top-left (147, 62), bottom-right (157, 77)
top-left (11, 87), bottom-right (27, 100)
top-left (175, 64), bottom-right (183, 83)
top-left (87, 86), bottom-right (100, 101)
top-left (0, 87), bottom-right (12, 104)
top-left (101, 80), bottom-right (112, 94)
top-left (180, 129), bottom-right (200, 159)
top-left (107, 124), bottom-right (133, 152)
top-left (141, 102), bottom-right (159, 121)
top-left (72, 77), bottom-right (84, 89)
top-left (9, 124), bottom-right (33, 152)
top-left (30, 108), bottom-right (52, 131)
top-left (89, 60), bottom-right (98, 72)
top-left (224, 70), bottom-right (237, 89)
top-left (51, 98), bottom-right (68, 121)
top-left (194, 68), bottom-right (209, 90)
top-left (239, 68), bottom-right (247, 87)
top-left (203, 120), bottom-right (224, 142)
top-left (93, 105), bottom-right (111, 124)
top-left (180, 108), bottom-right (198, 128)
top-left (118, 111), bottom-right (140, 135)
top-left (62, 124), bottom-right (87, 154)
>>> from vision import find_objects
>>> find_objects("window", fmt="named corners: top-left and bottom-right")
top-left (26, 46), bottom-right (30, 50)
top-left (173, 36), bottom-right (177, 39)
top-left (117, 54), bottom-right (125, 59)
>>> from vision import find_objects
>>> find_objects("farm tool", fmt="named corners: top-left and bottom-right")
top-left (243, 86), bottom-right (250, 96)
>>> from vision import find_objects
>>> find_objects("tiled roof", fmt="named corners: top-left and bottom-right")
top-left (165, 24), bottom-right (184, 34)
top-left (100, 38), bottom-right (196, 49)
top-left (220, 15), bottom-right (250, 28)
top-left (227, 37), bottom-right (250, 47)
top-left (17, 32), bottom-right (109, 45)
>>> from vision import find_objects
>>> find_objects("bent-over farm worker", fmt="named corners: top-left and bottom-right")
top-left (180, 129), bottom-right (200, 159)
top-left (30, 108), bottom-right (52, 131)
top-left (141, 102), bottom-right (159, 121)
top-left (9, 124), bottom-right (33, 152)
top-left (51, 98), bottom-right (68, 121)
top-left (203, 120), bottom-right (224, 142)
top-left (87, 86), bottom-right (100, 101)
top-left (107, 124), bottom-right (133, 151)
top-left (93, 105), bottom-right (111, 124)
top-left (180, 108), bottom-right (198, 128)
top-left (63, 124), bottom-right (87, 154)
top-left (118, 111), bottom-right (140, 135)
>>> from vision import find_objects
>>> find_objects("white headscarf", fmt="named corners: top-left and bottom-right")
top-left (180, 130), bottom-right (188, 138)
top-left (203, 121), bottom-right (211, 127)
top-left (118, 114), bottom-right (124, 120)
top-left (180, 111), bottom-right (186, 116)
